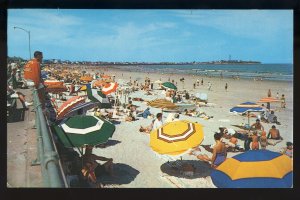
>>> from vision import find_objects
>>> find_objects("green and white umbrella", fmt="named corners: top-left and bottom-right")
top-left (54, 115), bottom-right (115, 147)
top-left (86, 83), bottom-right (111, 108)
top-left (162, 82), bottom-right (177, 90)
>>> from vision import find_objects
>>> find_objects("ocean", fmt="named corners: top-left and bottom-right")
top-left (117, 64), bottom-right (293, 82)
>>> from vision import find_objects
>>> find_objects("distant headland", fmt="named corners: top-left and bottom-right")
top-left (7, 56), bottom-right (261, 66)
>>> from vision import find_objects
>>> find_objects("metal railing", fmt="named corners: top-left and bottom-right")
top-left (32, 88), bottom-right (67, 187)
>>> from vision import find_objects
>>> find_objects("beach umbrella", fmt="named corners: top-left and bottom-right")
top-left (195, 93), bottom-right (208, 101)
top-left (211, 150), bottom-right (293, 188)
top-left (101, 74), bottom-right (111, 79)
top-left (86, 84), bottom-right (111, 108)
top-left (53, 115), bottom-right (115, 147)
top-left (57, 96), bottom-right (86, 120)
top-left (230, 102), bottom-right (263, 125)
top-left (257, 97), bottom-right (281, 104)
top-left (150, 120), bottom-right (204, 156)
top-left (41, 71), bottom-right (49, 79)
top-left (91, 79), bottom-right (106, 88)
top-left (80, 76), bottom-right (93, 82)
top-left (101, 82), bottom-right (118, 95)
top-left (63, 102), bottom-right (98, 119)
top-left (148, 99), bottom-right (178, 109)
top-left (44, 79), bottom-right (64, 87)
top-left (230, 102), bottom-right (262, 113)
top-left (154, 80), bottom-right (162, 84)
top-left (80, 85), bottom-right (88, 91)
top-left (162, 82), bottom-right (177, 90)
top-left (45, 85), bottom-right (68, 94)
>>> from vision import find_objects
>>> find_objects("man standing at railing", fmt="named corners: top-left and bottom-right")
top-left (23, 51), bottom-right (45, 108)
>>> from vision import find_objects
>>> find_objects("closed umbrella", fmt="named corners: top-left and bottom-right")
top-left (162, 82), bottom-right (177, 90)
top-left (53, 115), bottom-right (115, 148)
top-left (102, 82), bottom-right (118, 95)
top-left (150, 120), bottom-right (204, 156)
top-left (57, 96), bottom-right (86, 120)
top-left (211, 150), bottom-right (293, 188)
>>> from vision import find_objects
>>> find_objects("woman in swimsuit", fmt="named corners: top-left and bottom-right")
top-left (189, 133), bottom-right (227, 168)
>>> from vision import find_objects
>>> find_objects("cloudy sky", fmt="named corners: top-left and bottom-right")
top-left (8, 9), bottom-right (293, 63)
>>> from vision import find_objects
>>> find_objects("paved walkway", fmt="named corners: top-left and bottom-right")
top-left (7, 88), bottom-right (43, 187)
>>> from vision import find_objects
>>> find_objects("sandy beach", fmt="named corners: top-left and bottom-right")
top-left (58, 65), bottom-right (293, 188)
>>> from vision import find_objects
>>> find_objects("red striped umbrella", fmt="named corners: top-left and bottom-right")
top-left (101, 82), bottom-right (118, 95)
top-left (57, 96), bottom-right (86, 120)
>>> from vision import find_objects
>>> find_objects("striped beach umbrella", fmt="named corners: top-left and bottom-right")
top-left (91, 79), bottom-right (106, 88)
top-left (86, 84), bottom-right (111, 108)
top-left (54, 115), bottom-right (115, 147)
top-left (257, 97), bottom-right (281, 103)
top-left (230, 102), bottom-right (262, 113)
top-left (101, 74), bottom-right (111, 79)
top-left (101, 82), bottom-right (118, 95)
top-left (147, 99), bottom-right (178, 109)
top-left (211, 150), bottom-right (293, 188)
top-left (150, 120), bottom-right (204, 156)
top-left (162, 82), bottom-right (177, 90)
top-left (44, 79), bottom-right (64, 87)
top-left (57, 96), bottom-right (86, 120)
top-left (63, 102), bottom-right (98, 119)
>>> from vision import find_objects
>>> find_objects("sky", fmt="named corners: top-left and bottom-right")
top-left (8, 9), bottom-right (293, 63)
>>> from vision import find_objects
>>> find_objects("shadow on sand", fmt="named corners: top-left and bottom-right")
top-left (97, 163), bottom-right (140, 185)
top-left (160, 160), bottom-right (212, 179)
top-left (95, 139), bottom-right (121, 148)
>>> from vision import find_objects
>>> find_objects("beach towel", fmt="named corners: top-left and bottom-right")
top-left (267, 139), bottom-right (283, 146)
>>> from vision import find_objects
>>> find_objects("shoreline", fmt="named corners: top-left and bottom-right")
top-left (78, 65), bottom-right (294, 84)
top-left (62, 64), bottom-right (293, 83)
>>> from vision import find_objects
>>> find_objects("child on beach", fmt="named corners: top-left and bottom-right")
top-left (259, 131), bottom-right (268, 149)
top-left (251, 131), bottom-right (259, 150)
top-left (225, 83), bottom-right (228, 92)
top-left (281, 142), bottom-right (293, 158)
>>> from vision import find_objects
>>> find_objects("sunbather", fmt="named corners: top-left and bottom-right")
top-left (81, 145), bottom-right (114, 178)
top-left (281, 142), bottom-right (293, 158)
top-left (190, 133), bottom-right (227, 168)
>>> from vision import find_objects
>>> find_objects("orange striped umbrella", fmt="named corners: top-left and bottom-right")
top-left (257, 97), bottom-right (281, 103)
top-left (57, 96), bottom-right (86, 120)
top-left (101, 74), bottom-right (111, 79)
top-left (91, 80), bottom-right (106, 88)
top-left (101, 82), bottom-right (118, 95)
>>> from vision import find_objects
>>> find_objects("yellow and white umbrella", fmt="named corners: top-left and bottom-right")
top-left (150, 120), bottom-right (204, 156)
